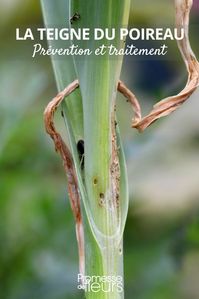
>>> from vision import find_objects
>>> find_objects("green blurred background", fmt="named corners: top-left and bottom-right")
top-left (0, 1), bottom-right (199, 298)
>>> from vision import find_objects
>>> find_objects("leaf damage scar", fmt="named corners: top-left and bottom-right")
top-left (70, 12), bottom-right (80, 24)
top-left (77, 139), bottom-right (84, 170)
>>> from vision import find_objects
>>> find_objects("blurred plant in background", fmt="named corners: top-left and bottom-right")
top-left (0, 1), bottom-right (199, 299)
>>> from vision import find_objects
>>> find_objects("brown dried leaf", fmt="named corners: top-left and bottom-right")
top-left (44, 80), bottom-right (85, 276)
top-left (118, 80), bottom-right (142, 124)
top-left (126, 0), bottom-right (199, 132)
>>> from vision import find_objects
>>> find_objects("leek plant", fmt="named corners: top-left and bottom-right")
top-left (41, 1), bottom-right (199, 298)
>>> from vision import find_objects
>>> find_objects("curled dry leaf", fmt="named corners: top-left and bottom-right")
top-left (44, 80), bottom-right (85, 277)
top-left (118, 80), bottom-right (142, 124)
top-left (128, 0), bottom-right (199, 132)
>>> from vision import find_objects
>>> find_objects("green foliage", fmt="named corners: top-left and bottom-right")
top-left (41, 1), bottom-right (131, 298)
